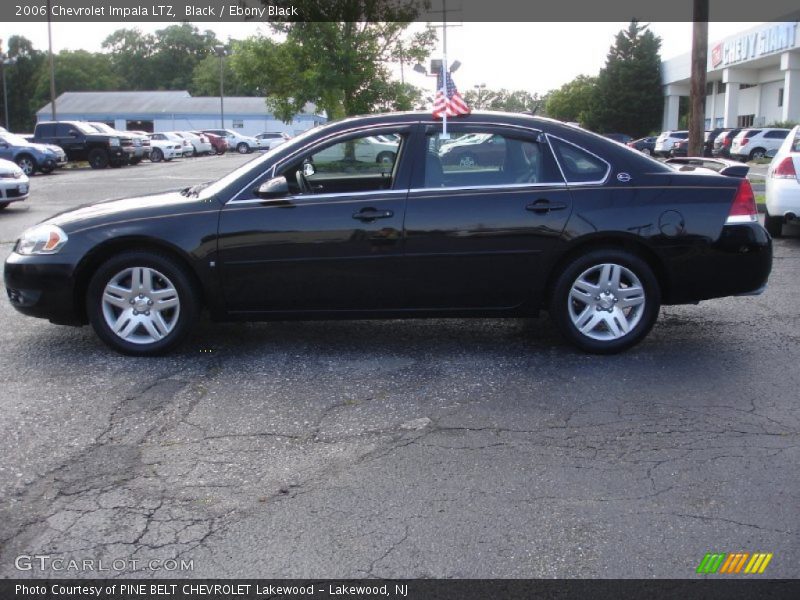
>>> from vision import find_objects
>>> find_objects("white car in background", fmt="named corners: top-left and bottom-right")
top-left (654, 130), bottom-right (688, 157)
top-left (143, 132), bottom-right (182, 162)
top-left (730, 128), bottom-right (791, 162)
top-left (0, 158), bottom-right (30, 210)
top-left (764, 125), bottom-right (800, 238)
top-left (255, 131), bottom-right (292, 150)
top-left (312, 135), bottom-right (399, 165)
top-left (153, 132), bottom-right (193, 157)
top-left (174, 131), bottom-right (213, 156)
top-left (201, 129), bottom-right (259, 154)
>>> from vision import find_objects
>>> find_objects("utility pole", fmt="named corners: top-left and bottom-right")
top-left (214, 45), bottom-right (226, 128)
top-left (47, 0), bottom-right (57, 121)
top-left (689, 0), bottom-right (709, 156)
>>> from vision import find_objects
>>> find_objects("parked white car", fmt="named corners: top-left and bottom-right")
top-left (312, 136), bottom-right (399, 165)
top-left (654, 130), bottom-right (688, 157)
top-left (201, 129), bottom-right (259, 154)
top-left (175, 131), bottom-right (213, 156)
top-left (152, 132), bottom-right (193, 157)
top-left (0, 158), bottom-right (30, 210)
top-left (255, 132), bottom-right (292, 150)
top-left (144, 132), bottom-right (182, 162)
top-left (764, 125), bottom-right (800, 238)
top-left (730, 128), bottom-right (791, 162)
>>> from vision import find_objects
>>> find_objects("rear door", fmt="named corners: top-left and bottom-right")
top-left (402, 123), bottom-right (572, 310)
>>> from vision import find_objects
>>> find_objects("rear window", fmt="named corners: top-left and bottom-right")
top-left (673, 132), bottom-right (689, 139)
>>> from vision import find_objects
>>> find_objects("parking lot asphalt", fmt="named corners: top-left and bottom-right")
top-left (0, 156), bottom-right (798, 579)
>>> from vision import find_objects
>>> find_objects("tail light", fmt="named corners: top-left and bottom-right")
top-left (740, 137), bottom-right (750, 146)
top-left (723, 138), bottom-right (732, 147)
top-left (772, 156), bottom-right (797, 179)
top-left (726, 179), bottom-right (758, 224)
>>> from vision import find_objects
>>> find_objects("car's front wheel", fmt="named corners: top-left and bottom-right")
top-left (550, 249), bottom-right (660, 354)
top-left (150, 148), bottom-right (164, 163)
top-left (86, 252), bottom-right (199, 356)
top-left (88, 149), bottom-right (109, 169)
top-left (236, 142), bottom-right (250, 154)
top-left (15, 155), bottom-right (36, 176)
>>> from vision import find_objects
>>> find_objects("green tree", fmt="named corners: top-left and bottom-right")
top-left (233, 0), bottom-right (437, 122)
top-left (31, 50), bottom-right (120, 114)
top-left (588, 20), bottom-right (663, 137)
top-left (1, 36), bottom-right (46, 131)
top-left (102, 28), bottom-right (157, 90)
top-left (463, 88), bottom-right (543, 113)
top-left (190, 47), bottom-right (255, 97)
top-left (544, 75), bottom-right (598, 124)
top-left (150, 24), bottom-right (220, 90)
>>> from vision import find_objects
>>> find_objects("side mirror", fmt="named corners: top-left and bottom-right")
top-left (255, 176), bottom-right (290, 199)
top-left (303, 162), bottom-right (316, 177)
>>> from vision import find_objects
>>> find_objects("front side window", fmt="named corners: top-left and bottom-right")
top-left (548, 138), bottom-right (609, 183)
top-left (277, 130), bottom-right (405, 196)
top-left (424, 130), bottom-right (562, 188)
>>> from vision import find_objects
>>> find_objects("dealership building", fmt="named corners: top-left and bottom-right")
top-left (35, 91), bottom-right (326, 136)
top-left (661, 21), bottom-right (800, 130)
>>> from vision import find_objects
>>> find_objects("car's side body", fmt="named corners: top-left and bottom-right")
top-left (764, 125), bottom-right (800, 237)
top-left (0, 132), bottom-right (63, 175)
top-left (5, 112), bottom-right (772, 354)
top-left (730, 128), bottom-right (790, 161)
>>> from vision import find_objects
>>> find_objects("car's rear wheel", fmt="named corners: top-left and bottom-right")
top-left (764, 209), bottom-right (783, 238)
top-left (458, 153), bottom-right (478, 168)
top-left (130, 157), bottom-right (141, 165)
top-left (237, 142), bottom-right (250, 154)
top-left (88, 149), bottom-right (109, 169)
top-left (87, 252), bottom-right (199, 356)
top-left (749, 148), bottom-right (766, 160)
top-left (376, 151), bottom-right (396, 165)
top-left (550, 249), bottom-right (661, 354)
top-left (150, 148), bottom-right (164, 162)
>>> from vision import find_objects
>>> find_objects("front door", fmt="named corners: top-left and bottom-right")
top-left (218, 126), bottom-right (415, 314)
top-left (403, 124), bottom-right (573, 310)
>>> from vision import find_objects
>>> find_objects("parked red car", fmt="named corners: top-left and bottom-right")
top-left (192, 131), bottom-right (227, 155)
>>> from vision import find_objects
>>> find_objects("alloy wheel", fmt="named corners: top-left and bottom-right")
top-left (567, 263), bottom-right (646, 341)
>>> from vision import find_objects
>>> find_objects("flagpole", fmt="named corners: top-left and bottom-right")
top-left (441, 0), bottom-right (449, 139)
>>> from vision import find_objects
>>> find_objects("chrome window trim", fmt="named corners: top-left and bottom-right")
top-left (227, 189), bottom-right (409, 206)
top-left (228, 121), bottom-right (419, 204)
top-left (409, 181), bottom-right (568, 194)
top-left (545, 134), bottom-right (612, 186)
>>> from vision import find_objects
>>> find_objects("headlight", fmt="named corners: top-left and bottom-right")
top-left (16, 225), bottom-right (69, 255)
top-left (109, 137), bottom-right (120, 147)
top-left (0, 169), bottom-right (22, 179)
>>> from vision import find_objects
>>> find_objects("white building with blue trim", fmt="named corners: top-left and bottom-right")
top-left (36, 90), bottom-right (326, 135)
top-left (661, 22), bottom-right (800, 130)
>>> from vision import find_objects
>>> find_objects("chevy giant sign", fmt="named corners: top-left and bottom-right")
top-left (711, 22), bottom-right (798, 69)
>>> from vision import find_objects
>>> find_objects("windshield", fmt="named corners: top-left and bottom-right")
top-left (72, 122), bottom-right (101, 135)
top-left (90, 123), bottom-right (116, 133)
top-left (0, 133), bottom-right (32, 146)
top-left (198, 126), bottom-right (323, 200)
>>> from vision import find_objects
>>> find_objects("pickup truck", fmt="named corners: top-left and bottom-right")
top-left (32, 121), bottom-right (135, 169)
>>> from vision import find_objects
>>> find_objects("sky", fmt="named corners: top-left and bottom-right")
top-left (1, 21), bottom-right (759, 95)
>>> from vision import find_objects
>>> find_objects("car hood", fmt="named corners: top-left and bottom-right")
top-left (43, 189), bottom-right (219, 233)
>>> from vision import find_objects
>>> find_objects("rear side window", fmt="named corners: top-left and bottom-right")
top-left (36, 123), bottom-right (55, 137)
top-left (548, 137), bottom-right (610, 183)
top-left (764, 130), bottom-right (789, 139)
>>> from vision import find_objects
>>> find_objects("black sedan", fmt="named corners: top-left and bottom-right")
top-left (4, 112), bottom-right (772, 356)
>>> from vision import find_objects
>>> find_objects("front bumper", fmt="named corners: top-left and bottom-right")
top-left (0, 180), bottom-right (29, 203)
top-left (4, 251), bottom-right (83, 325)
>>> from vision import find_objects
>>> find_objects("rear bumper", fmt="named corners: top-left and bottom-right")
top-left (664, 222), bottom-right (772, 304)
top-left (4, 252), bottom-right (83, 325)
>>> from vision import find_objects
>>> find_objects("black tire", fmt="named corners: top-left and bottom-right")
top-left (130, 157), bottom-right (142, 165)
top-left (764, 210), bottom-right (783, 238)
top-left (641, 148), bottom-right (652, 156)
top-left (86, 251), bottom-right (199, 356)
top-left (40, 164), bottom-right (55, 175)
top-left (236, 142), bottom-right (250, 154)
top-left (0, 202), bottom-right (9, 210)
top-left (88, 148), bottom-right (109, 169)
top-left (549, 249), bottom-right (661, 354)
top-left (749, 148), bottom-right (766, 161)
top-left (15, 154), bottom-right (36, 176)
top-left (150, 148), bottom-right (164, 163)
top-left (376, 151), bottom-right (396, 165)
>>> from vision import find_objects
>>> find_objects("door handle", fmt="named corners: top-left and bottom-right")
top-left (526, 199), bottom-right (568, 213)
top-left (352, 208), bottom-right (394, 221)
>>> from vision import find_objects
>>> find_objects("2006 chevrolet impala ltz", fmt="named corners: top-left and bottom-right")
top-left (4, 113), bottom-right (772, 355)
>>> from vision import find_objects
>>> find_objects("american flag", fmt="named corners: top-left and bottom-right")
top-left (432, 70), bottom-right (471, 119)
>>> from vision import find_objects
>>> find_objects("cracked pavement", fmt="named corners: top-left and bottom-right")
top-left (0, 157), bottom-right (798, 578)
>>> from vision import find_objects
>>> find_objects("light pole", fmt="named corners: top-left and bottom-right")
top-left (473, 83), bottom-right (486, 110)
top-left (46, 0), bottom-right (56, 120)
top-left (1, 55), bottom-right (16, 130)
top-left (213, 45), bottom-right (227, 129)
